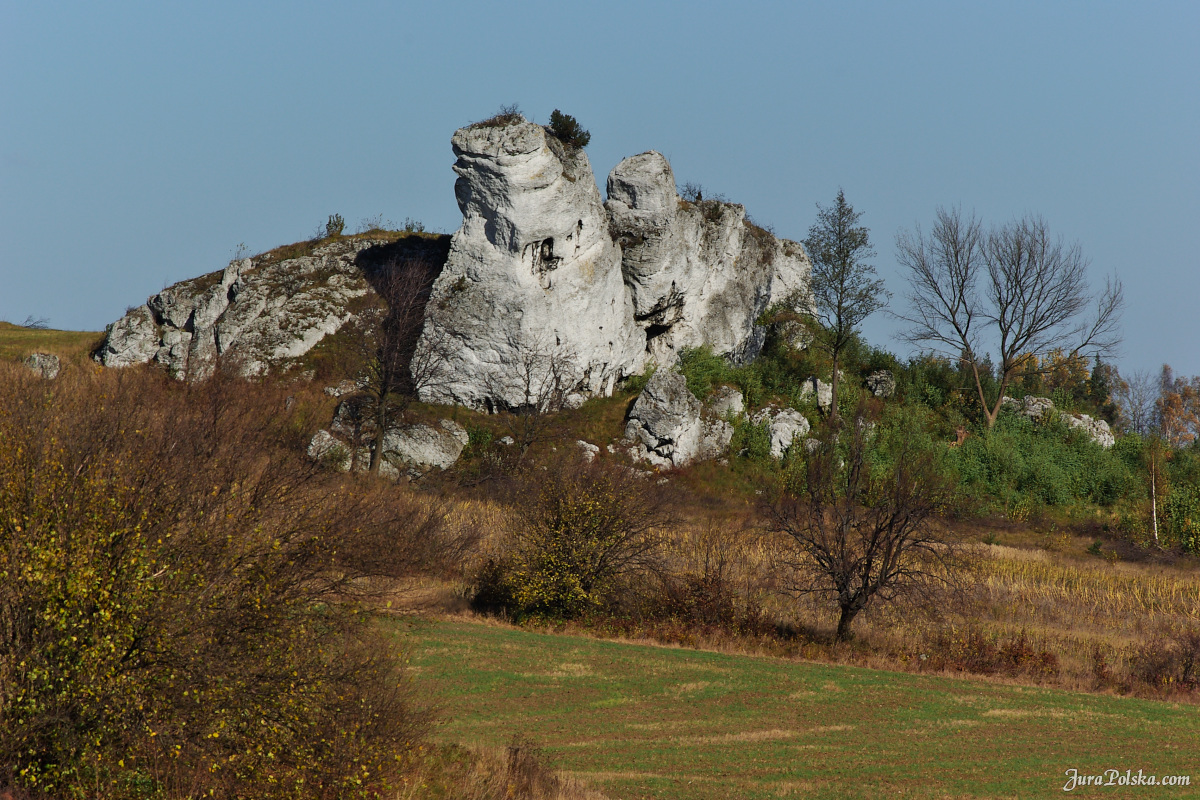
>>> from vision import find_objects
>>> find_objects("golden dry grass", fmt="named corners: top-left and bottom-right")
top-left (434, 493), bottom-right (1200, 699)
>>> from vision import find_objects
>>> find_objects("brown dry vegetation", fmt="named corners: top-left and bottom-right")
top-left (5, 321), bottom-right (1200, 795)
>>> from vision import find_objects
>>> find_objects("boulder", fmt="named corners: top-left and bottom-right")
top-left (381, 419), bottom-right (470, 475)
top-left (707, 385), bottom-right (745, 418)
top-left (415, 118), bottom-right (645, 410)
top-left (23, 353), bottom-right (61, 379)
top-left (1001, 395), bottom-right (1115, 449)
top-left (576, 440), bottom-right (600, 462)
top-left (623, 369), bottom-right (731, 468)
top-left (307, 429), bottom-right (353, 471)
top-left (865, 369), bottom-right (896, 398)
top-left (799, 377), bottom-right (833, 411)
top-left (605, 150), bottom-right (811, 365)
top-left (95, 240), bottom-right (397, 380)
top-left (752, 406), bottom-right (811, 459)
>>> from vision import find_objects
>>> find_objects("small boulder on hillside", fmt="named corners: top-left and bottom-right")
top-left (623, 369), bottom-right (732, 468)
top-left (799, 376), bottom-right (833, 411)
top-left (23, 352), bottom-right (61, 380)
top-left (865, 369), bottom-right (896, 398)
top-left (752, 405), bottom-right (811, 458)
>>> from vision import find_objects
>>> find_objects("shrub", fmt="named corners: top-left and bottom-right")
top-left (732, 416), bottom-right (772, 461)
top-left (922, 626), bottom-right (1059, 678)
top-left (325, 213), bottom-right (345, 238)
top-left (470, 103), bottom-right (523, 129)
top-left (0, 366), bottom-right (434, 798)
top-left (1128, 625), bottom-right (1200, 691)
top-left (547, 109), bottom-right (590, 148)
top-left (480, 457), bottom-right (676, 618)
top-left (677, 345), bottom-right (732, 400)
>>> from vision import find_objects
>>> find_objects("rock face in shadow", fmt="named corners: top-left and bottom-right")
top-left (605, 150), bottom-right (811, 366)
top-left (416, 120), bottom-right (646, 410)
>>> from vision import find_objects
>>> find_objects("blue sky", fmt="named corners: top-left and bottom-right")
top-left (2, 1), bottom-right (1197, 377)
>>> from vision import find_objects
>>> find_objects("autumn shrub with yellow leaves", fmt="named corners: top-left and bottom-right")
top-left (472, 457), bottom-right (676, 619)
top-left (0, 365), bottom-right (439, 799)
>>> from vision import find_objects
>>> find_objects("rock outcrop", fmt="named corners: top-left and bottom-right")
top-left (752, 405), bottom-right (811, 459)
top-left (1002, 395), bottom-right (1116, 448)
top-left (605, 151), bottom-right (810, 365)
top-left (622, 369), bottom-right (733, 468)
top-left (799, 376), bottom-right (833, 412)
top-left (23, 353), bottom-right (61, 379)
top-left (95, 236), bottom-right (450, 380)
top-left (98, 114), bottom-right (812, 413)
top-left (308, 417), bottom-right (469, 479)
top-left (416, 120), bottom-right (645, 410)
top-left (866, 369), bottom-right (896, 398)
top-left (417, 120), bottom-right (811, 410)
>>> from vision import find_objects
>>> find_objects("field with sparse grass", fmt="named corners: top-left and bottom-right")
top-left (402, 619), bottom-right (1198, 799)
top-left (0, 321), bottom-right (102, 363)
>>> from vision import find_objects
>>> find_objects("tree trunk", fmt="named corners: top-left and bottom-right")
top-left (829, 354), bottom-right (840, 424)
top-left (369, 394), bottom-right (387, 474)
top-left (835, 605), bottom-right (858, 641)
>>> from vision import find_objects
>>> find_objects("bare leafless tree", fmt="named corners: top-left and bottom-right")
top-left (484, 337), bottom-right (581, 462)
top-left (766, 408), bottom-right (966, 641)
top-left (356, 256), bottom-right (455, 474)
top-left (896, 208), bottom-right (1123, 428)
top-left (1115, 369), bottom-right (1159, 437)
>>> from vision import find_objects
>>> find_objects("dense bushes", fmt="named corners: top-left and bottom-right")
top-left (950, 410), bottom-right (1135, 509)
top-left (473, 458), bottom-right (676, 618)
top-left (0, 366), bottom-right (441, 798)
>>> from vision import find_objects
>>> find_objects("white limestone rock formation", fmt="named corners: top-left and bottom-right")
top-left (1001, 395), bottom-right (1116, 448)
top-left (707, 385), bottom-right (745, 418)
top-left (94, 238), bottom-right (411, 380)
top-left (307, 429), bottom-right (354, 471)
top-left (23, 353), bottom-right (61, 380)
top-left (622, 369), bottom-right (734, 468)
top-left (752, 405), bottom-right (811, 459)
top-left (799, 376), bottom-right (833, 411)
top-left (605, 151), bottom-right (811, 365)
top-left (381, 419), bottom-right (470, 476)
top-left (416, 119), bottom-right (645, 410)
top-left (308, 418), bottom-right (469, 479)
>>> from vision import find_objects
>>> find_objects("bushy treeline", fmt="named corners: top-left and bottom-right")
top-left (668, 319), bottom-right (1200, 552)
top-left (0, 365), bottom-right (459, 798)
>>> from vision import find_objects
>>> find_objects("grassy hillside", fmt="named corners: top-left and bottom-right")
top-left (0, 321), bottom-right (102, 364)
top-left (405, 619), bottom-right (1198, 799)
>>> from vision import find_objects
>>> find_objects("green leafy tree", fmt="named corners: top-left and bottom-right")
top-left (803, 190), bottom-right (889, 424)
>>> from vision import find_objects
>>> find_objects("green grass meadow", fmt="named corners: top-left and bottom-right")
top-left (403, 620), bottom-right (1199, 799)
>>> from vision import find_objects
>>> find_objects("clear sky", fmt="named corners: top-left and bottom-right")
top-left (2, 1), bottom-right (1197, 378)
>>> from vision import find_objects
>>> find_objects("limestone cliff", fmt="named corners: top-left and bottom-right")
top-left (96, 114), bottom-right (812, 407)
top-left (415, 120), bottom-right (645, 409)
top-left (605, 151), bottom-right (810, 365)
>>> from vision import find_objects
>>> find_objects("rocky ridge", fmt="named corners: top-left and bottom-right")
top-left (1002, 394), bottom-right (1116, 448)
top-left (95, 236), bottom-right (450, 380)
top-left (95, 114), bottom-right (811, 414)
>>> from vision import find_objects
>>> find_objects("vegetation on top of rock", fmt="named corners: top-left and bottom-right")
top-left (469, 103), bottom-right (524, 129)
top-left (547, 109), bottom-right (591, 148)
